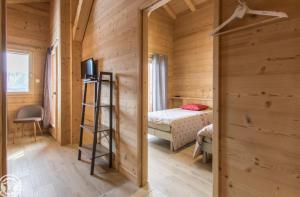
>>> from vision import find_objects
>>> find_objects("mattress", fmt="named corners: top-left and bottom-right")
top-left (148, 108), bottom-right (213, 150)
top-left (148, 108), bottom-right (212, 126)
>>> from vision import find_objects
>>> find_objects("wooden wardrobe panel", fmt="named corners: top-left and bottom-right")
top-left (219, 0), bottom-right (300, 196)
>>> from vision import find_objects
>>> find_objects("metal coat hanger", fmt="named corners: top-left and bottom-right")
top-left (212, 0), bottom-right (288, 36)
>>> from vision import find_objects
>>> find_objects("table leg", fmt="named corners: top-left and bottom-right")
top-left (33, 122), bottom-right (37, 142)
top-left (37, 122), bottom-right (43, 134)
top-left (13, 126), bottom-right (16, 144)
top-left (22, 123), bottom-right (25, 137)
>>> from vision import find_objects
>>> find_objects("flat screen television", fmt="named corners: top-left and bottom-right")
top-left (81, 58), bottom-right (97, 79)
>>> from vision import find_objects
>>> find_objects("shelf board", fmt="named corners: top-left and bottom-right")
top-left (82, 103), bottom-right (113, 108)
top-left (80, 124), bottom-right (110, 133)
top-left (79, 144), bottom-right (109, 159)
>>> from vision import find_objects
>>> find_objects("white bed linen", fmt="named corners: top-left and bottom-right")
top-left (148, 108), bottom-right (212, 150)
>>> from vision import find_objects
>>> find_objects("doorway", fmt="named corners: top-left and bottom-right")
top-left (140, 0), bottom-right (220, 196)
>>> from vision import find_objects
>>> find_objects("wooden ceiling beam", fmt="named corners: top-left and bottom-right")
top-left (7, 0), bottom-right (50, 4)
top-left (183, 0), bottom-right (196, 12)
top-left (73, 0), bottom-right (94, 42)
top-left (146, 0), bottom-right (172, 15)
top-left (163, 4), bottom-right (176, 20)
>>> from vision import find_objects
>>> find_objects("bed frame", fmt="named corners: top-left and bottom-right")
top-left (148, 97), bottom-right (213, 153)
top-left (148, 126), bottom-right (213, 161)
top-left (201, 137), bottom-right (212, 163)
top-left (148, 127), bottom-right (174, 150)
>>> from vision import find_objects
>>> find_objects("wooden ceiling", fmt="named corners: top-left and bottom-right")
top-left (7, 0), bottom-right (50, 17)
top-left (7, 0), bottom-right (50, 4)
top-left (161, 0), bottom-right (209, 19)
top-left (7, 0), bottom-right (208, 19)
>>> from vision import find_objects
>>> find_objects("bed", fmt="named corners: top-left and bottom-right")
top-left (148, 108), bottom-right (213, 151)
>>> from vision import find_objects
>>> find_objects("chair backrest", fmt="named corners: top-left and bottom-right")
top-left (16, 105), bottom-right (44, 120)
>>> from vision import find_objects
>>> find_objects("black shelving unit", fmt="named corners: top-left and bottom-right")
top-left (78, 72), bottom-right (113, 175)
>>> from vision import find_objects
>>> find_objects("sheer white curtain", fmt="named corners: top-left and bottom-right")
top-left (152, 54), bottom-right (168, 111)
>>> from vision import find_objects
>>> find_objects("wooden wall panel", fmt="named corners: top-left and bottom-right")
top-left (59, 0), bottom-right (71, 145)
top-left (49, 0), bottom-right (72, 145)
top-left (148, 8), bottom-right (174, 109)
top-left (78, 0), bottom-right (300, 192)
top-left (6, 3), bottom-right (50, 139)
top-left (0, 0), bottom-right (7, 176)
top-left (50, 0), bottom-right (59, 45)
top-left (82, 0), bottom-right (215, 184)
top-left (7, 4), bottom-right (49, 48)
top-left (173, 1), bottom-right (214, 101)
top-left (70, 40), bottom-right (81, 144)
top-left (220, 0), bottom-right (300, 196)
top-left (70, 0), bottom-right (81, 144)
top-left (82, 0), bottom-right (151, 183)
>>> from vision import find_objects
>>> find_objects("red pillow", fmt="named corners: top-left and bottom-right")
top-left (180, 104), bottom-right (208, 111)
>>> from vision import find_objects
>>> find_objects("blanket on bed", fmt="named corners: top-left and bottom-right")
top-left (193, 124), bottom-right (213, 158)
top-left (148, 108), bottom-right (212, 150)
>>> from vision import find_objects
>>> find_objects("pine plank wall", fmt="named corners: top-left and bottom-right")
top-left (0, 0), bottom-right (299, 196)
top-left (0, 0), bottom-right (7, 175)
top-left (148, 1), bottom-right (214, 109)
top-left (82, 0), bottom-right (214, 182)
top-left (81, 0), bottom-right (300, 195)
top-left (49, 0), bottom-right (75, 145)
top-left (148, 8), bottom-right (174, 109)
top-left (82, 0), bottom-right (143, 182)
top-left (219, 0), bottom-right (300, 196)
top-left (6, 3), bottom-right (50, 140)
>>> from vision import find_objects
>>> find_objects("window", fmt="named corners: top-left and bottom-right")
top-left (7, 52), bottom-right (30, 93)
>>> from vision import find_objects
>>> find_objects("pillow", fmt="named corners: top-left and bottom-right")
top-left (180, 104), bottom-right (208, 111)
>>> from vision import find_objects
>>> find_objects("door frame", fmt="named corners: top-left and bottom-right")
top-left (138, 0), bottom-right (220, 196)
top-left (50, 45), bottom-right (59, 140)
top-left (0, 0), bottom-right (7, 177)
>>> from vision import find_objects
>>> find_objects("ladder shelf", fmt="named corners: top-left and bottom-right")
top-left (78, 72), bottom-right (114, 175)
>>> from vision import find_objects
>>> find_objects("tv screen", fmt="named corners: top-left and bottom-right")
top-left (81, 58), bottom-right (96, 79)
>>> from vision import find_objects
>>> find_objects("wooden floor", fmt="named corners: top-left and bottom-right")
top-left (147, 135), bottom-right (212, 197)
top-left (7, 134), bottom-right (212, 197)
top-left (7, 135), bottom-right (140, 197)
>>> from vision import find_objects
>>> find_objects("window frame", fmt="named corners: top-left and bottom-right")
top-left (6, 49), bottom-right (33, 96)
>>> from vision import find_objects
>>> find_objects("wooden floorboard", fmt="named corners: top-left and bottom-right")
top-left (7, 134), bottom-right (212, 197)
top-left (147, 135), bottom-right (212, 197)
top-left (7, 135), bottom-right (138, 197)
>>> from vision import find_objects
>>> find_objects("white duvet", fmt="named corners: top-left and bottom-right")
top-left (148, 108), bottom-right (212, 125)
top-left (148, 108), bottom-right (213, 150)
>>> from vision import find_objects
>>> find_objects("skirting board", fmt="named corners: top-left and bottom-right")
top-left (119, 165), bottom-right (139, 185)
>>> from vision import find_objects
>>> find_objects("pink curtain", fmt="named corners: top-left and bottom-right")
top-left (43, 48), bottom-right (52, 128)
